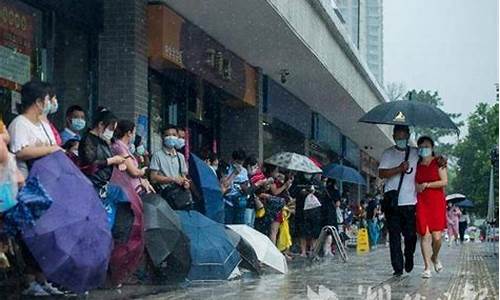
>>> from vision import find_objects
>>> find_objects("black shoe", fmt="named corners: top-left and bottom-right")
top-left (405, 256), bottom-right (414, 273)
top-left (393, 271), bottom-right (403, 276)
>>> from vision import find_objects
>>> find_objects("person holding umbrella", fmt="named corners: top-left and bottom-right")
top-left (446, 202), bottom-right (462, 246)
top-left (378, 125), bottom-right (419, 276)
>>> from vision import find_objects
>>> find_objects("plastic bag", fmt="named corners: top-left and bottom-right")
top-left (0, 154), bottom-right (18, 212)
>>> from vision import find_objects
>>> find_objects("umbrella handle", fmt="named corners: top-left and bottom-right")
top-left (405, 167), bottom-right (413, 175)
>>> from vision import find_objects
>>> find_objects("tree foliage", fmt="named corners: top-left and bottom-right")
top-left (405, 89), bottom-right (464, 155)
top-left (452, 103), bottom-right (499, 216)
top-left (385, 82), bottom-right (407, 101)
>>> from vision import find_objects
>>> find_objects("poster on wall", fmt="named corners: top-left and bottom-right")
top-left (136, 115), bottom-right (149, 147)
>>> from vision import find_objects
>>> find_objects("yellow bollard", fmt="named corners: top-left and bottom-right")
top-left (356, 228), bottom-right (370, 254)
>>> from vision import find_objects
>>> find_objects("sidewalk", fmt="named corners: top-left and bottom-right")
top-left (80, 242), bottom-right (498, 299)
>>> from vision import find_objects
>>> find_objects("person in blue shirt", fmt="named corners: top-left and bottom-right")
top-left (60, 105), bottom-right (86, 144)
top-left (223, 149), bottom-right (249, 224)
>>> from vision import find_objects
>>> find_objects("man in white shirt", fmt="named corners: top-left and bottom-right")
top-left (378, 125), bottom-right (418, 276)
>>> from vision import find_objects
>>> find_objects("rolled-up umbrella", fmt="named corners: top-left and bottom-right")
top-left (456, 199), bottom-right (474, 208)
top-left (21, 152), bottom-right (112, 293)
top-left (225, 228), bottom-right (261, 274)
top-left (227, 224), bottom-right (287, 274)
top-left (141, 194), bottom-right (188, 267)
top-left (323, 163), bottom-right (366, 185)
top-left (177, 211), bottom-right (240, 280)
top-left (359, 100), bottom-right (459, 131)
top-left (265, 152), bottom-right (322, 174)
top-left (446, 193), bottom-right (467, 204)
top-left (109, 169), bottom-right (145, 284)
top-left (188, 154), bottom-right (224, 223)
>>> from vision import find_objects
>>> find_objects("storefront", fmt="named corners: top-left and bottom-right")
top-left (0, 0), bottom-right (42, 124)
top-left (262, 76), bottom-right (310, 158)
top-left (147, 4), bottom-right (257, 156)
top-left (310, 112), bottom-right (342, 166)
top-left (0, 0), bottom-right (101, 128)
top-left (360, 150), bottom-right (379, 194)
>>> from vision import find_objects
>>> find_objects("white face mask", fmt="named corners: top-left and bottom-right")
top-left (101, 128), bottom-right (114, 142)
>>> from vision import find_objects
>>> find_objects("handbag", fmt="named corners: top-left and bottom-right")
top-left (381, 146), bottom-right (410, 213)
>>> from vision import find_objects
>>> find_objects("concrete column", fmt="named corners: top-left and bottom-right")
top-left (98, 0), bottom-right (148, 121)
top-left (219, 68), bottom-right (264, 162)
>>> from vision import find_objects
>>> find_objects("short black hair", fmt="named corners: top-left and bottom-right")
top-left (161, 124), bottom-right (178, 136)
top-left (18, 80), bottom-right (53, 113)
top-left (66, 105), bottom-right (84, 117)
top-left (417, 136), bottom-right (435, 147)
top-left (134, 135), bottom-right (143, 148)
top-left (114, 120), bottom-right (135, 139)
top-left (91, 107), bottom-right (117, 129)
top-left (393, 125), bottom-right (410, 134)
top-left (243, 156), bottom-right (258, 168)
top-left (62, 139), bottom-right (79, 151)
top-left (232, 149), bottom-right (246, 162)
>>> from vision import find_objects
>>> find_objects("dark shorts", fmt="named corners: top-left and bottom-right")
top-left (297, 207), bottom-right (322, 239)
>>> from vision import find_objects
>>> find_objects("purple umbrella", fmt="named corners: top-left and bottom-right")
top-left (22, 151), bottom-right (112, 293)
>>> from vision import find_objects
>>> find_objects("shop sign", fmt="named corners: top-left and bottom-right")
top-left (205, 48), bottom-right (232, 81)
top-left (0, 0), bottom-right (35, 90)
top-left (147, 4), bottom-right (256, 107)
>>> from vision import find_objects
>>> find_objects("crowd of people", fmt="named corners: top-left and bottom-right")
top-left (0, 80), bottom-right (382, 296)
top-left (0, 80), bottom-right (475, 296)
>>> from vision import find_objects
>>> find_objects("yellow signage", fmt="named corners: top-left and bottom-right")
top-left (356, 228), bottom-right (370, 254)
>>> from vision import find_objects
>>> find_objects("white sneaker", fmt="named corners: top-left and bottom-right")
top-left (433, 260), bottom-right (444, 273)
top-left (421, 269), bottom-right (432, 279)
top-left (22, 282), bottom-right (50, 296)
top-left (41, 281), bottom-right (65, 295)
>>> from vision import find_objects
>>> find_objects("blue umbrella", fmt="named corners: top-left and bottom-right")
top-left (456, 199), bottom-right (474, 208)
top-left (19, 152), bottom-right (112, 293)
top-left (177, 211), bottom-right (240, 281)
top-left (323, 163), bottom-right (366, 185)
top-left (189, 154), bottom-right (224, 223)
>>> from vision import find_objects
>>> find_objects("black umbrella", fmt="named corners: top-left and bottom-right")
top-left (359, 100), bottom-right (459, 131)
top-left (456, 199), bottom-right (474, 208)
top-left (142, 194), bottom-right (188, 267)
top-left (225, 228), bottom-right (261, 274)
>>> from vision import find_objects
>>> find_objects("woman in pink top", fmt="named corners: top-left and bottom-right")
top-left (111, 120), bottom-right (153, 195)
top-left (446, 202), bottom-right (462, 246)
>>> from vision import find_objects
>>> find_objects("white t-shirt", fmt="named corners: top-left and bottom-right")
top-left (379, 146), bottom-right (418, 206)
top-left (8, 115), bottom-right (56, 177)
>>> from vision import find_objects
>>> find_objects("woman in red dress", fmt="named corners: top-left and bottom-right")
top-left (415, 136), bottom-right (448, 279)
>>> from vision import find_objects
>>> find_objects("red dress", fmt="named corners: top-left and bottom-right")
top-left (415, 158), bottom-right (447, 235)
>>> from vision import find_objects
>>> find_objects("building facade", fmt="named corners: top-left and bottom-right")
top-left (336, 0), bottom-right (384, 85)
top-left (1, 0), bottom-right (392, 199)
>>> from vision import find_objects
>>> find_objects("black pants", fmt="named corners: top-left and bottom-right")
top-left (386, 205), bottom-right (417, 273)
top-left (459, 221), bottom-right (467, 242)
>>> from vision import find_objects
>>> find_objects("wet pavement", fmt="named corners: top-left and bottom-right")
top-left (86, 241), bottom-right (498, 300)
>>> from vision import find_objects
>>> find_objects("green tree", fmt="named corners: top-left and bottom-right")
top-left (405, 90), bottom-right (464, 155)
top-left (452, 103), bottom-right (499, 216)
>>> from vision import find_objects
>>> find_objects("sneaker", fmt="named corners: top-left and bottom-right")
top-left (432, 259), bottom-right (444, 273)
top-left (421, 269), bottom-right (432, 279)
top-left (22, 282), bottom-right (50, 296)
top-left (404, 256), bottom-right (414, 273)
top-left (41, 282), bottom-right (65, 295)
top-left (393, 270), bottom-right (403, 276)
